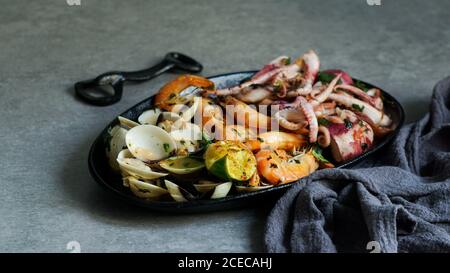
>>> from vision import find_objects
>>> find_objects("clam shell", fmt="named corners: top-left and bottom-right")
top-left (138, 108), bottom-right (162, 125)
top-left (125, 125), bottom-right (177, 161)
top-left (117, 149), bottom-right (168, 180)
top-left (106, 125), bottom-right (128, 171)
top-left (193, 181), bottom-right (232, 199)
top-left (210, 182), bottom-right (232, 199)
top-left (118, 116), bottom-right (139, 129)
top-left (126, 177), bottom-right (169, 199)
top-left (157, 112), bottom-right (184, 132)
top-left (159, 156), bottom-right (205, 175)
top-left (235, 185), bottom-right (273, 192)
top-left (193, 180), bottom-right (220, 193)
top-left (164, 180), bottom-right (191, 202)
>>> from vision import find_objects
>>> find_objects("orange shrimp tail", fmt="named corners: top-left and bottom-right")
top-left (154, 75), bottom-right (214, 111)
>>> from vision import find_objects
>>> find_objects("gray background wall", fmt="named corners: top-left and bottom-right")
top-left (1, 0), bottom-right (449, 252)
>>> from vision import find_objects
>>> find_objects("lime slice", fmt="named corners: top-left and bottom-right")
top-left (204, 141), bottom-right (256, 181)
top-left (159, 156), bottom-right (205, 175)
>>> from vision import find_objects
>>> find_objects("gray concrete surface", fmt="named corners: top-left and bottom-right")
top-left (0, 0), bottom-right (449, 252)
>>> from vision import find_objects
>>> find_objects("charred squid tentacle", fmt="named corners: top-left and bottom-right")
top-left (328, 92), bottom-right (392, 127)
top-left (317, 126), bottom-right (331, 148)
top-left (310, 74), bottom-right (341, 106)
top-left (297, 96), bottom-right (319, 143)
top-left (335, 84), bottom-right (383, 110)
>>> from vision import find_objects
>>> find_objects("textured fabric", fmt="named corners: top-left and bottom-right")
top-left (264, 76), bottom-right (450, 253)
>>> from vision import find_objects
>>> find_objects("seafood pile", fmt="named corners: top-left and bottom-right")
top-left (105, 50), bottom-right (393, 202)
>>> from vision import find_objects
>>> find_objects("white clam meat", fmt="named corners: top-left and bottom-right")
top-left (169, 123), bottom-right (203, 153)
top-left (157, 112), bottom-right (184, 132)
top-left (116, 149), bottom-right (168, 180)
top-left (125, 125), bottom-right (177, 161)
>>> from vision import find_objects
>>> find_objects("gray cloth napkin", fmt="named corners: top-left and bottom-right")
top-left (264, 76), bottom-right (450, 253)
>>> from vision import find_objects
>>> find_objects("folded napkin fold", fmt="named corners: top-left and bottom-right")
top-left (264, 76), bottom-right (450, 253)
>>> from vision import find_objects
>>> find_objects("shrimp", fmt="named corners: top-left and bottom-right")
top-left (154, 75), bottom-right (214, 111)
top-left (245, 131), bottom-right (306, 152)
top-left (198, 98), bottom-right (255, 141)
top-left (223, 96), bottom-right (273, 131)
top-left (255, 150), bottom-right (318, 185)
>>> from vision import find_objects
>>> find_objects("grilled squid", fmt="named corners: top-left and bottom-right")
top-left (317, 125), bottom-right (331, 148)
top-left (274, 96), bottom-right (319, 143)
top-left (328, 92), bottom-right (392, 127)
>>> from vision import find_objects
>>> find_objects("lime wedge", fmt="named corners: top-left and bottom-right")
top-left (204, 141), bottom-right (256, 181)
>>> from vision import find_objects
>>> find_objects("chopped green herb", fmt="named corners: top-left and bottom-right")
top-left (352, 104), bottom-right (365, 112)
top-left (163, 143), bottom-right (170, 153)
top-left (354, 80), bottom-right (369, 92)
top-left (318, 118), bottom-right (330, 127)
top-left (317, 72), bottom-right (335, 84)
top-left (312, 146), bottom-right (330, 164)
top-left (283, 57), bottom-right (291, 65)
top-left (180, 140), bottom-right (186, 145)
top-left (257, 137), bottom-right (264, 143)
top-left (358, 120), bottom-right (365, 127)
top-left (273, 80), bottom-right (283, 91)
top-left (344, 119), bottom-right (353, 129)
top-left (200, 132), bottom-right (213, 149)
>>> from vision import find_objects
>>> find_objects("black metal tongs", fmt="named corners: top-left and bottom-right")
top-left (74, 52), bottom-right (203, 106)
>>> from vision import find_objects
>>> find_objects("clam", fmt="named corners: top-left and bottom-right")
top-left (235, 184), bottom-right (273, 192)
top-left (116, 149), bottom-right (168, 180)
top-left (210, 182), bottom-right (232, 199)
top-left (193, 180), bottom-right (232, 199)
top-left (157, 112), bottom-right (184, 132)
top-left (126, 176), bottom-right (169, 199)
top-left (138, 108), bottom-right (162, 125)
top-left (105, 125), bottom-right (128, 171)
top-left (125, 125), bottom-right (177, 161)
top-left (193, 180), bottom-right (220, 193)
top-left (164, 180), bottom-right (196, 202)
top-left (118, 116), bottom-right (139, 129)
top-left (169, 123), bottom-right (203, 153)
top-left (159, 156), bottom-right (205, 175)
